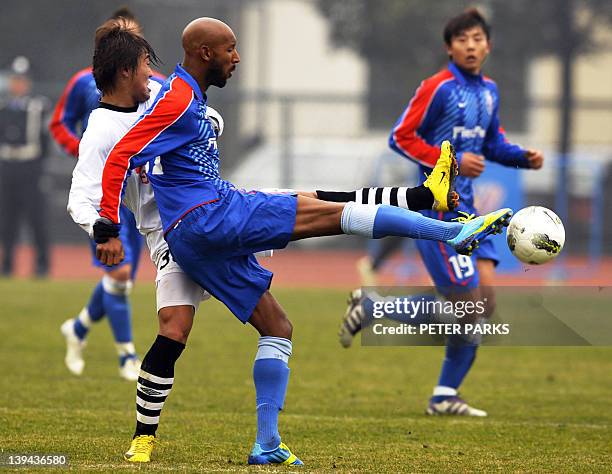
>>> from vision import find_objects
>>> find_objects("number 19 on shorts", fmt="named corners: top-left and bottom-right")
top-left (448, 254), bottom-right (474, 280)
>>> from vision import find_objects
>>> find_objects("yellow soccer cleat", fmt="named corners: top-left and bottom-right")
top-left (423, 140), bottom-right (459, 213)
top-left (124, 434), bottom-right (155, 463)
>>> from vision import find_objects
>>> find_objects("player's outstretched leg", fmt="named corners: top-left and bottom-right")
top-left (60, 281), bottom-right (106, 375)
top-left (294, 191), bottom-right (510, 255)
top-left (338, 203), bottom-right (511, 255)
top-left (247, 292), bottom-right (303, 466)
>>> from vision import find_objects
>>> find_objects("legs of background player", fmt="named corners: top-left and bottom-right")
top-left (356, 237), bottom-right (404, 286)
top-left (429, 259), bottom-right (496, 417)
top-left (476, 258), bottom-right (496, 315)
top-left (102, 265), bottom-right (141, 380)
top-left (340, 289), bottom-right (484, 390)
top-left (61, 264), bottom-right (140, 379)
top-left (247, 291), bottom-right (302, 466)
top-left (60, 279), bottom-right (106, 376)
top-left (62, 206), bottom-right (142, 378)
top-left (431, 289), bottom-right (481, 405)
top-left (72, 281), bottom-right (106, 339)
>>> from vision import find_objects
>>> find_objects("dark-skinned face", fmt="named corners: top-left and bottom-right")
top-left (207, 34), bottom-right (240, 88)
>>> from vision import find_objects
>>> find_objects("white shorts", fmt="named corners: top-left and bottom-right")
top-left (155, 250), bottom-right (210, 312)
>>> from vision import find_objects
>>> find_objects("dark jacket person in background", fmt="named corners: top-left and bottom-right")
top-left (0, 56), bottom-right (50, 277)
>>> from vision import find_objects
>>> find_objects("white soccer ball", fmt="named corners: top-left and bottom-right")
top-left (506, 206), bottom-right (565, 265)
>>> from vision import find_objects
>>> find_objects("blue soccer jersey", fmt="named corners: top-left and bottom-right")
top-left (389, 62), bottom-right (530, 291)
top-left (100, 64), bottom-right (232, 232)
top-left (389, 61), bottom-right (530, 216)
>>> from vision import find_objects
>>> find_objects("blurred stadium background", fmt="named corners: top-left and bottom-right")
top-left (1, 0), bottom-right (611, 283)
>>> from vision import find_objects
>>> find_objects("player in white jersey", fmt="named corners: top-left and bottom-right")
top-left (66, 19), bottom-right (210, 461)
top-left (69, 80), bottom-right (212, 311)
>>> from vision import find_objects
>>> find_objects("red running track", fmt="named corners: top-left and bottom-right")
top-left (3, 245), bottom-right (612, 287)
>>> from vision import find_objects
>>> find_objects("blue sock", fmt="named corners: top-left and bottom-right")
top-left (103, 287), bottom-right (133, 345)
top-left (373, 205), bottom-right (461, 241)
top-left (73, 319), bottom-right (88, 340)
top-left (87, 281), bottom-right (106, 322)
top-left (432, 341), bottom-right (478, 402)
top-left (256, 402), bottom-right (281, 451)
top-left (253, 337), bottom-right (292, 451)
top-left (119, 353), bottom-right (137, 366)
top-left (73, 281), bottom-right (106, 340)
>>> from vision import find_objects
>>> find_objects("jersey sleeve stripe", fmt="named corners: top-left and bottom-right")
top-left (390, 72), bottom-right (453, 167)
top-left (100, 77), bottom-right (194, 224)
top-left (49, 67), bottom-right (91, 158)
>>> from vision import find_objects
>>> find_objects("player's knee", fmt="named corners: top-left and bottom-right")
top-left (277, 316), bottom-right (293, 340)
top-left (267, 311), bottom-right (293, 339)
top-left (159, 325), bottom-right (190, 344)
top-left (158, 306), bottom-right (194, 344)
top-left (107, 265), bottom-right (132, 282)
top-left (102, 274), bottom-right (133, 296)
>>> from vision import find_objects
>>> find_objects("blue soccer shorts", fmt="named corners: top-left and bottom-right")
top-left (90, 205), bottom-right (143, 278)
top-left (165, 188), bottom-right (298, 322)
top-left (415, 208), bottom-right (499, 296)
top-left (416, 236), bottom-right (499, 296)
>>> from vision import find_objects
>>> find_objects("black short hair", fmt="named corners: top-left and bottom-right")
top-left (92, 19), bottom-right (160, 95)
top-left (443, 8), bottom-right (491, 45)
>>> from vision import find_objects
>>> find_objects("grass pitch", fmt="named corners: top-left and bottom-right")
top-left (1, 279), bottom-right (611, 472)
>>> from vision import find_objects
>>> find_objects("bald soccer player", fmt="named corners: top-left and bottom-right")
top-left (96, 18), bottom-right (512, 465)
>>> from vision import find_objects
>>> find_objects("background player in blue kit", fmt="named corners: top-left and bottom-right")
top-left (340, 8), bottom-right (544, 417)
top-left (50, 8), bottom-right (165, 381)
top-left (94, 17), bottom-right (512, 465)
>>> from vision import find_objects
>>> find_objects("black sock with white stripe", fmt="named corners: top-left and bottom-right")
top-left (316, 186), bottom-right (433, 211)
top-left (134, 335), bottom-right (185, 437)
